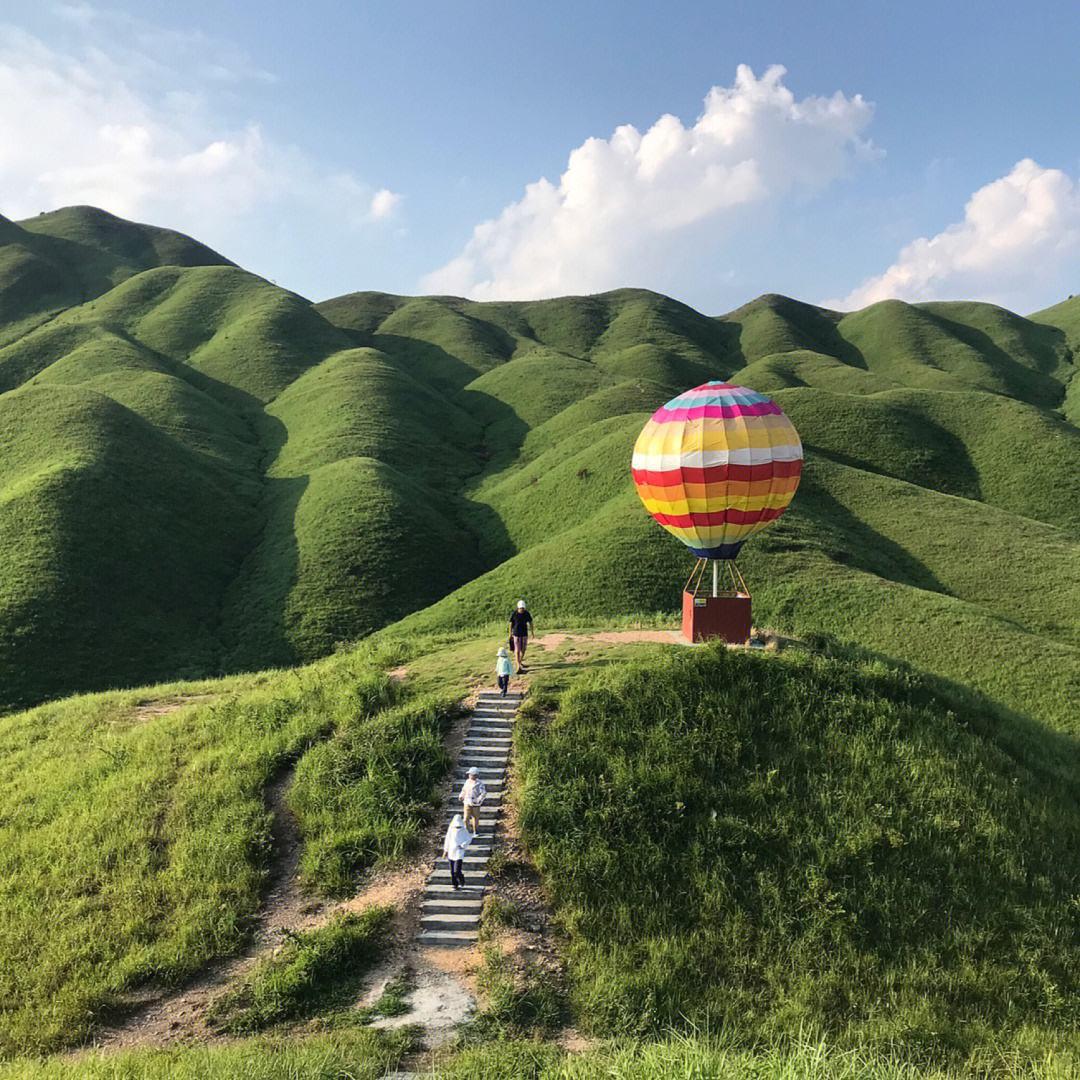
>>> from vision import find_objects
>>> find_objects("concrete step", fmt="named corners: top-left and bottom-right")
top-left (428, 872), bottom-right (488, 886)
top-left (442, 806), bottom-right (500, 818)
top-left (422, 897), bottom-right (485, 915)
top-left (421, 912), bottom-right (481, 931)
top-left (458, 748), bottom-right (510, 759)
top-left (419, 930), bottom-right (478, 948)
top-left (424, 882), bottom-right (486, 897)
top-left (462, 735), bottom-right (513, 745)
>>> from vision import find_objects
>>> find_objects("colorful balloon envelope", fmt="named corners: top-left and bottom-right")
top-left (631, 382), bottom-right (803, 559)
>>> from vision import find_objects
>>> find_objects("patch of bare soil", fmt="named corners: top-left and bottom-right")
top-left (532, 629), bottom-right (686, 650)
top-left (130, 694), bottom-right (218, 722)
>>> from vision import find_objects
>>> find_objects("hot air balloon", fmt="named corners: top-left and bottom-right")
top-left (631, 382), bottom-right (802, 643)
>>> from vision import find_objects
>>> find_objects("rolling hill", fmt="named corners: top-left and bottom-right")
top-left (1, 206), bottom-right (1079, 1073)
top-left (0, 206), bottom-right (1078, 733)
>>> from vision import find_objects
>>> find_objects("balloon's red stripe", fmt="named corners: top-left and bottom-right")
top-left (651, 506), bottom-right (786, 528)
top-left (632, 459), bottom-right (803, 486)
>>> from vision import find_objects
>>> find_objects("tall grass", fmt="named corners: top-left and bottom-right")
top-left (289, 691), bottom-right (460, 894)
top-left (442, 1031), bottom-right (1080, 1078)
top-left (0, 649), bottom-right (451, 1055)
top-left (515, 645), bottom-right (1080, 1059)
top-left (0, 1028), bottom-right (414, 1079)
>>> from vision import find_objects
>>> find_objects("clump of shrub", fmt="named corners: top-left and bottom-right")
top-left (208, 907), bottom-right (393, 1033)
top-left (479, 895), bottom-right (525, 941)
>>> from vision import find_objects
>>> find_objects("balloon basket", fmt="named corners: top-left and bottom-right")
top-left (681, 559), bottom-right (751, 644)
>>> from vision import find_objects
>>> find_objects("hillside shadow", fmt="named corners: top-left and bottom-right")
top-left (921, 309), bottom-right (1066, 408)
top-left (720, 296), bottom-right (870, 371)
top-left (108, 334), bottom-right (307, 675)
top-left (371, 333), bottom-right (489, 395)
top-left (810, 434), bottom-right (983, 505)
top-left (791, 471), bottom-right (949, 595)
top-left (800, 632), bottom-right (1080, 783)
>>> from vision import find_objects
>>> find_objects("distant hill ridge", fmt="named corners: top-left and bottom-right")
top-left (0, 205), bottom-right (1077, 722)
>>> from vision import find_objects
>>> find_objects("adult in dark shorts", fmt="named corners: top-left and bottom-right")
top-left (508, 599), bottom-right (533, 673)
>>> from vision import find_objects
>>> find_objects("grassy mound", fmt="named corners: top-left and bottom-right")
top-left (515, 644), bottom-right (1080, 1055)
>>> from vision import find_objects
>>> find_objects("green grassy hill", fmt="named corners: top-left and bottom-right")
top-left (0, 205), bottom-right (1077, 736)
top-left (515, 643), bottom-right (1080, 1058)
top-left (1, 207), bottom-right (1079, 1072)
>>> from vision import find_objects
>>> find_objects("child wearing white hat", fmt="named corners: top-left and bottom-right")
top-left (496, 645), bottom-right (513, 696)
top-left (459, 766), bottom-right (487, 836)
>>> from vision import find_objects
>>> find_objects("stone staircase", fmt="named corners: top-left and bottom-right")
top-left (418, 690), bottom-right (521, 948)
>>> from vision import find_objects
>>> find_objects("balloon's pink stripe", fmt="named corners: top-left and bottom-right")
top-left (652, 402), bottom-right (782, 422)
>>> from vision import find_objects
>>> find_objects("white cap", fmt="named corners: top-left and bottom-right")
top-left (517, 599), bottom-right (526, 608)
top-left (468, 766), bottom-right (480, 776)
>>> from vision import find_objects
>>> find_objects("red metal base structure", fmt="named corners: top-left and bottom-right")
top-left (680, 559), bottom-right (752, 644)
top-left (682, 591), bottom-right (751, 644)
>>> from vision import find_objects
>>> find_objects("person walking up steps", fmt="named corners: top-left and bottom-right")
top-left (443, 814), bottom-right (472, 890)
top-left (496, 645), bottom-right (513, 696)
top-left (508, 599), bottom-right (533, 673)
top-left (459, 765), bottom-right (487, 835)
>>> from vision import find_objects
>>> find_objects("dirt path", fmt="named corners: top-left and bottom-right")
top-left (532, 629), bottom-right (687, 649)
top-left (81, 700), bottom-right (480, 1054)
top-left (87, 766), bottom-right (321, 1051)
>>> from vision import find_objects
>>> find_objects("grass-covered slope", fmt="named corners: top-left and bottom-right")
top-left (0, 207), bottom-right (230, 348)
top-left (1, 205), bottom-right (1078, 720)
top-left (516, 644), bottom-right (1080, 1056)
top-left (0, 640), bottom-right (461, 1056)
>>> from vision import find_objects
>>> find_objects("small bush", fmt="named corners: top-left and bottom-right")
top-left (208, 907), bottom-right (393, 1034)
top-left (479, 896), bottom-right (524, 941)
top-left (464, 947), bottom-right (564, 1043)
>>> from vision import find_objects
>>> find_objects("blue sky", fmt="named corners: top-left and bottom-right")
top-left (2, 0), bottom-right (1079, 311)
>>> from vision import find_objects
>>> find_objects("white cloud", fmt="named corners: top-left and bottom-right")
top-left (835, 159), bottom-right (1080, 311)
top-left (0, 13), bottom-right (397, 295)
top-left (422, 64), bottom-right (878, 300)
top-left (368, 188), bottom-right (402, 221)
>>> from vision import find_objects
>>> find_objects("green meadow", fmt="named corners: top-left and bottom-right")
top-left (1, 207), bottom-right (1079, 1075)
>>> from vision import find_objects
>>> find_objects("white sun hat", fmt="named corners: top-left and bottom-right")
top-left (517, 599), bottom-right (526, 608)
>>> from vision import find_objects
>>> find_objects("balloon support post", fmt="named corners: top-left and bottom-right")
top-left (681, 558), bottom-right (751, 644)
